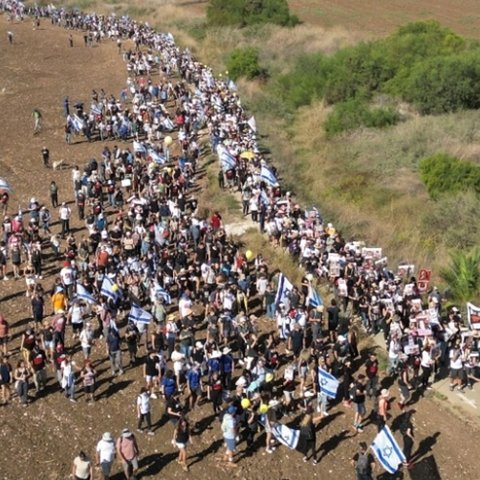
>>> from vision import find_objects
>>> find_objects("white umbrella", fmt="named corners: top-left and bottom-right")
top-left (0, 177), bottom-right (12, 192)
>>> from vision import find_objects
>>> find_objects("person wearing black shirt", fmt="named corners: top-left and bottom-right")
top-left (327, 299), bottom-right (339, 343)
top-left (352, 374), bottom-right (367, 432)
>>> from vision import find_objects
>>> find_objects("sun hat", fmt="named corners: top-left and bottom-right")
top-left (122, 428), bottom-right (133, 438)
top-left (102, 432), bottom-right (113, 441)
top-left (222, 347), bottom-right (232, 355)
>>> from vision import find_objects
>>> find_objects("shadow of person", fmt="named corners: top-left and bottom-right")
top-left (411, 431), bottom-right (441, 463)
top-left (188, 438), bottom-right (224, 468)
top-left (139, 452), bottom-right (178, 477)
top-left (317, 429), bottom-right (353, 460)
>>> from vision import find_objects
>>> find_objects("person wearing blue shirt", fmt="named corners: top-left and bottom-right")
top-left (186, 363), bottom-right (203, 410)
top-left (162, 370), bottom-right (177, 399)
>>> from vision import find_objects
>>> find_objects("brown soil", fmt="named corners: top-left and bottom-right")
top-left (0, 15), bottom-right (479, 480)
top-left (289, 0), bottom-right (480, 38)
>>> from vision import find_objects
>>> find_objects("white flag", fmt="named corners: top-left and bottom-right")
top-left (129, 304), bottom-right (153, 325)
top-left (371, 426), bottom-right (406, 474)
top-left (247, 116), bottom-right (257, 132)
top-left (275, 274), bottom-right (293, 309)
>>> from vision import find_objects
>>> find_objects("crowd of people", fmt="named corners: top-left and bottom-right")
top-left (0, 0), bottom-right (475, 479)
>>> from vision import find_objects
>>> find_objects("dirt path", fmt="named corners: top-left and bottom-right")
top-left (0, 15), bottom-right (478, 480)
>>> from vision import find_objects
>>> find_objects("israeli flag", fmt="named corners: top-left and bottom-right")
top-left (217, 145), bottom-right (236, 172)
top-left (91, 104), bottom-right (102, 116)
top-left (129, 304), bottom-right (153, 325)
top-left (101, 276), bottom-right (121, 302)
top-left (307, 286), bottom-right (322, 308)
top-left (259, 190), bottom-right (270, 206)
top-left (154, 285), bottom-right (172, 304)
top-left (371, 426), bottom-right (406, 474)
top-left (260, 165), bottom-right (278, 186)
top-left (271, 423), bottom-right (300, 450)
top-left (147, 148), bottom-right (166, 164)
top-left (275, 273), bottom-right (293, 307)
top-left (162, 117), bottom-right (175, 131)
top-left (318, 368), bottom-right (339, 399)
top-left (133, 141), bottom-right (147, 153)
top-left (68, 114), bottom-right (85, 134)
top-left (76, 283), bottom-right (97, 304)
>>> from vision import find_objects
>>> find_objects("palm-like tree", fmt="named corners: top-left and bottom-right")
top-left (440, 248), bottom-right (480, 304)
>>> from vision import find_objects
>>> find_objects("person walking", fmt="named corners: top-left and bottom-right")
top-left (221, 405), bottom-right (237, 465)
top-left (107, 327), bottom-right (123, 376)
top-left (351, 442), bottom-right (376, 480)
top-left (32, 109), bottom-right (42, 134)
top-left (7, 31), bottom-right (13, 44)
top-left (172, 416), bottom-right (191, 471)
top-left (42, 146), bottom-right (50, 168)
top-left (116, 429), bottom-right (140, 480)
top-left (71, 451), bottom-right (93, 480)
top-left (136, 387), bottom-right (154, 435)
top-left (300, 412), bottom-right (322, 465)
top-left (59, 202), bottom-right (71, 238)
top-left (96, 432), bottom-right (116, 480)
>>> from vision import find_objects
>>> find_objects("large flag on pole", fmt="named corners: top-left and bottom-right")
top-left (260, 164), bottom-right (278, 186)
top-left (76, 283), bottom-right (97, 304)
top-left (129, 304), bottom-right (153, 325)
top-left (318, 368), bottom-right (339, 399)
top-left (275, 273), bottom-right (293, 307)
top-left (101, 276), bottom-right (121, 302)
top-left (370, 426), bottom-right (406, 474)
top-left (307, 286), bottom-right (322, 308)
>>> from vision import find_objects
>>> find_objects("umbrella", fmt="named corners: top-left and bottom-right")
top-left (240, 151), bottom-right (256, 160)
top-left (0, 177), bottom-right (12, 192)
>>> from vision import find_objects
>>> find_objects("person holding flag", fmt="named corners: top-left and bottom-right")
top-left (351, 442), bottom-right (376, 480)
top-left (370, 425), bottom-right (406, 476)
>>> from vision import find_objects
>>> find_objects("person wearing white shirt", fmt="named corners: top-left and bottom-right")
top-left (137, 388), bottom-right (154, 434)
top-left (96, 432), bottom-right (116, 479)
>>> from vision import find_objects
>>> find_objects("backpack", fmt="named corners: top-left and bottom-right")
top-left (356, 452), bottom-right (370, 475)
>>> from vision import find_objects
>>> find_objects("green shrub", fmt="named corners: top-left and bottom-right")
top-left (277, 20), bottom-right (479, 115)
top-left (207, 0), bottom-right (299, 28)
top-left (324, 98), bottom-right (399, 136)
top-left (419, 153), bottom-right (480, 199)
top-left (226, 47), bottom-right (266, 80)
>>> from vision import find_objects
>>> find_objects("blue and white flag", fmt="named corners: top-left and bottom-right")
top-left (259, 189), bottom-right (270, 206)
top-left (260, 164), bottom-right (278, 186)
top-left (271, 423), bottom-right (300, 450)
top-left (68, 114), bottom-right (85, 134)
top-left (101, 276), bottom-right (121, 302)
top-left (91, 104), bottom-right (102, 116)
top-left (154, 285), bottom-right (172, 304)
top-left (318, 368), bottom-right (339, 399)
top-left (147, 148), bottom-right (165, 164)
top-left (307, 286), bottom-right (322, 308)
top-left (133, 141), bottom-right (147, 153)
top-left (218, 146), bottom-right (236, 172)
top-left (275, 273), bottom-right (293, 307)
top-left (76, 283), bottom-right (97, 304)
top-left (371, 426), bottom-right (406, 474)
top-left (129, 304), bottom-right (153, 325)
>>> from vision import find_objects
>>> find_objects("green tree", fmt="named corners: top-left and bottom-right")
top-left (441, 248), bottom-right (480, 303)
top-left (226, 47), bottom-right (266, 80)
